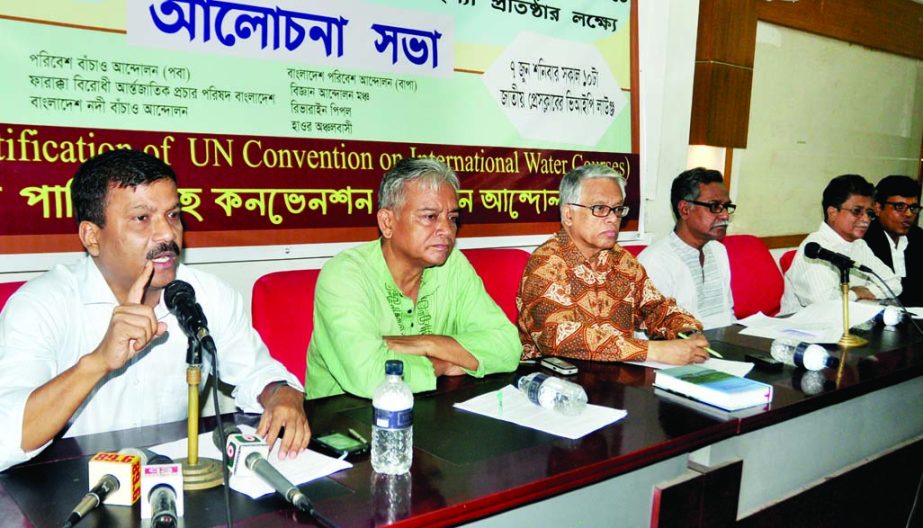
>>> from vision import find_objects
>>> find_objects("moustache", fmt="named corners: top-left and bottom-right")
top-left (146, 242), bottom-right (181, 260)
top-left (713, 220), bottom-right (730, 228)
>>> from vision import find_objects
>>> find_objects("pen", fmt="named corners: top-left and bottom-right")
top-left (677, 332), bottom-right (723, 358)
top-left (348, 428), bottom-right (368, 444)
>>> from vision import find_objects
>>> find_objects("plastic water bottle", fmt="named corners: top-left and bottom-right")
top-left (371, 472), bottom-right (412, 524)
top-left (516, 372), bottom-right (588, 416)
top-left (769, 339), bottom-right (838, 371)
top-left (371, 360), bottom-right (413, 474)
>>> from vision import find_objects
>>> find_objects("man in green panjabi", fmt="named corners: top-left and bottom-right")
top-left (305, 157), bottom-right (521, 399)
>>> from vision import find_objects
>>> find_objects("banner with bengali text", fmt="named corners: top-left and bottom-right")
top-left (0, 0), bottom-right (638, 253)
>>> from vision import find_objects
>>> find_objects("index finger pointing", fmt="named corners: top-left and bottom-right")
top-left (128, 261), bottom-right (155, 305)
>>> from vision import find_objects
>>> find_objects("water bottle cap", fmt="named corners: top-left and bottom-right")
top-left (385, 360), bottom-right (404, 376)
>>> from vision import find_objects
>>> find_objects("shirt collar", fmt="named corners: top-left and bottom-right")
top-left (372, 238), bottom-right (440, 298)
top-left (555, 228), bottom-right (613, 268)
top-left (75, 253), bottom-right (178, 319)
top-left (819, 220), bottom-right (858, 247)
top-left (669, 231), bottom-right (704, 259)
top-left (76, 254), bottom-right (120, 306)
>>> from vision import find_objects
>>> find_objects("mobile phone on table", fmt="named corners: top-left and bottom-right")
top-left (309, 431), bottom-right (370, 459)
top-left (745, 353), bottom-right (783, 372)
top-left (540, 357), bottom-right (578, 375)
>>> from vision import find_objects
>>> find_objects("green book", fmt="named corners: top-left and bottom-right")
top-left (653, 365), bottom-right (774, 411)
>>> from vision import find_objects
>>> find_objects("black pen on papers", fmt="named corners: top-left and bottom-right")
top-left (677, 332), bottom-right (723, 358)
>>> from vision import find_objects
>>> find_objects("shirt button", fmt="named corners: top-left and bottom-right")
top-left (407, 309), bottom-right (411, 314)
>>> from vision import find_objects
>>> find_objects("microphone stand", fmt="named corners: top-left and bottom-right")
top-left (837, 264), bottom-right (868, 348)
top-left (177, 336), bottom-right (224, 489)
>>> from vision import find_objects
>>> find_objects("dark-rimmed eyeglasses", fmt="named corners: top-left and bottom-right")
top-left (884, 201), bottom-right (922, 214)
top-left (686, 200), bottom-right (737, 214)
top-left (836, 206), bottom-right (876, 219)
top-left (568, 203), bottom-right (630, 218)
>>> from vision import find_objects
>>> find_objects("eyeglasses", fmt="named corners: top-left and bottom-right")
top-left (569, 203), bottom-right (630, 218)
top-left (884, 202), bottom-right (922, 214)
top-left (686, 200), bottom-right (737, 214)
top-left (837, 206), bottom-right (876, 219)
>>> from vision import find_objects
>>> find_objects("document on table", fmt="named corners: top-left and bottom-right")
top-left (454, 385), bottom-right (627, 440)
top-left (624, 357), bottom-right (754, 377)
top-left (153, 424), bottom-right (352, 499)
top-left (737, 300), bottom-right (883, 343)
top-left (906, 307), bottom-right (923, 318)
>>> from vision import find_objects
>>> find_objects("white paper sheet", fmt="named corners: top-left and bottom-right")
top-left (623, 357), bottom-right (754, 377)
top-left (153, 425), bottom-right (352, 499)
top-left (738, 301), bottom-right (883, 343)
top-left (453, 385), bottom-right (627, 440)
top-left (905, 307), bottom-right (923, 318)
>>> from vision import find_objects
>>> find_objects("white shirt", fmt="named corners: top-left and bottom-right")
top-left (780, 221), bottom-right (903, 315)
top-left (0, 255), bottom-right (302, 471)
top-left (637, 233), bottom-right (736, 330)
top-left (888, 234), bottom-right (909, 278)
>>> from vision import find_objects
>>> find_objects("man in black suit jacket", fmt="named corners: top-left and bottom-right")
top-left (865, 175), bottom-right (922, 307)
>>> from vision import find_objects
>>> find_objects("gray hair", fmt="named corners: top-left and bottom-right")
top-left (559, 164), bottom-right (626, 209)
top-left (378, 157), bottom-right (460, 211)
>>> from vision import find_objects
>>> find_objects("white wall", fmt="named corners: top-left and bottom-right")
top-left (0, 1), bottom-right (703, 311)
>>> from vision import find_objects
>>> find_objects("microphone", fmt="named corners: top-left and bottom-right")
top-left (119, 447), bottom-right (173, 466)
top-left (164, 280), bottom-right (217, 357)
top-left (62, 451), bottom-right (143, 528)
top-left (140, 455), bottom-right (184, 528)
top-left (804, 242), bottom-right (873, 273)
top-left (214, 424), bottom-right (314, 514)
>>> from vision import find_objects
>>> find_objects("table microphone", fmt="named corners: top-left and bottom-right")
top-left (62, 451), bottom-right (143, 528)
top-left (140, 455), bottom-right (184, 528)
top-left (164, 279), bottom-right (217, 356)
top-left (804, 242), bottom-right (872, 273)
top-left (214, 424), bottom-right (313, 513)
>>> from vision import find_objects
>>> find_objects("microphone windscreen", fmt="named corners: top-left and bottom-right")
top-left (164, 280), bottom-right (195, 312)
top-left (89, 452), bottom-right (142, 506)
top-left (804, 242), bottom-right (821, 258)
top-left (212, 422), bottom-right (243, 451)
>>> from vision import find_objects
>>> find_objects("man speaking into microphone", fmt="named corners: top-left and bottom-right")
top-left (780, 174), bottom-right (902, 314)
top-left (0, 150), bottom-right (309, 471)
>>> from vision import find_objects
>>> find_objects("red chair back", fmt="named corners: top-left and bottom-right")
top-left (722, 235), bottom-right (784, 318)
top-left (251, 269), bottom-right (320, 384)
top-left (461, 248), bottom-right (531, 324)
top-left (779, 249), bottom-right (797, 274)
top-left (0, 281), bottom-right (25, 312)
top-left (622, 244), bottom-right (647, 257)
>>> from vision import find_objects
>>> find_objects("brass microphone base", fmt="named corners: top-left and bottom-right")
top-left (837, 333), bottom-right (868, 348)
top-left (178, 456), bottom-right (224, 490)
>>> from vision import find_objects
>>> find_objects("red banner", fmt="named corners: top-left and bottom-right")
top-left (0, 123), bottom-right (639, 252)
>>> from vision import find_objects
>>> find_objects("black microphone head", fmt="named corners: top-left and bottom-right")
top-left (164, 280), bottom-right (195, 312)
top-left (146, 453), bottom-right (174, 465)
top-left (804, 242), bottom-right (821, 259)
top-left (212, 422), bottom-right (243, 451)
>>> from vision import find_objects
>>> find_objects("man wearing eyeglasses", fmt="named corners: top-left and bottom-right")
top-left (638, 168), bottom-right (736, 329)
top-left (517, 164), bottom-right (710, 365)
top-left (864, 175), bottom-right (922, 307)
top-left (780, 174), bottom-right (902, 314)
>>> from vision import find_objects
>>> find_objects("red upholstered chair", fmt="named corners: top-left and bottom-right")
top-left (461, 248), bottom-right (531, 324)
top-left (251, 269), bottom-right (320, 384)
top-left (0, 281), bottom-right (25, 312)
top-left (779, 249), bottom-right (797, 274)
top-left (722, 235), bottom-right (784, 318)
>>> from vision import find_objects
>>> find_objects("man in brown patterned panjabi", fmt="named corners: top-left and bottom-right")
top-left (516, 164), bottom-right (711, 364)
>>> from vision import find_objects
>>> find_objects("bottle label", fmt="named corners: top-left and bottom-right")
top-left (374, 407), bottom-right (413, 429)
top-left (523, 373), bottom-right (549, 405)
top-left (793, 342), bottom-right (811, 367)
